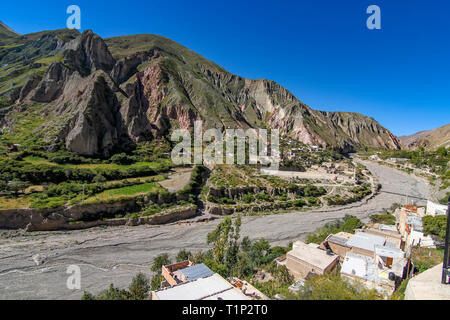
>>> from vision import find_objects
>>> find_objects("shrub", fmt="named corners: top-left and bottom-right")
top-left (306, 215), bottom-right (362, 244)
top-left (110, 153), bottom-right (136, 165)
top-left (423, 215), bottom-right (448, 240)
top-left (151, 254), bottom-right (172, 272)
top-left (370, 214), bottom-right (396, 225)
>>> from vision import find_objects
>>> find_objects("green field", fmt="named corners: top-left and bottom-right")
top-left (84, 182), bottom-right (165, 204)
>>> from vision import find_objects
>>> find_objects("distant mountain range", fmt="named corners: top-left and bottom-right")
top-left (0, 23), bottom-right (414, 157)
top-left (399, 124), bottom-right (450, 150)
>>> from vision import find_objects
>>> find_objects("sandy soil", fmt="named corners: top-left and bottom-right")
top-left (0, 160), bottom-right (429, 300)
top-left (262, 169), bottom-right (352, 183)
top-left (158, 167), bottom-right (193, 192)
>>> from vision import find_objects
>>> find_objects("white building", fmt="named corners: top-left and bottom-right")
top-left (152, 273), bottom-right (249, 300)
top-left (426, 201), bottom-right (448, 217)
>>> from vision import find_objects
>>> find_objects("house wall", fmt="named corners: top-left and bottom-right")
top-left (162, 261), bottom-right (191, 286)
top-left (327, 242), bottom-right (351, 261)
top-left (350, 246), bottom-right (375, 258)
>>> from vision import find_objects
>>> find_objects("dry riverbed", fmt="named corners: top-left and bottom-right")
top-left (0, 160), bottom-right (429, 300)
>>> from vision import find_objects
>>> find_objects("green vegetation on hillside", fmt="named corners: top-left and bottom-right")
top-left (325, 183), bottom-right (372, 206)
top-left (306, 215), bottom-right (363, 244)
top-left (423, 215), bottom-right (448, 241)
top-left (82, 273), bottom-right (151, 300)
top-left (379, 147), bottom-right (449, 188)
top-left (369, 213), bottom-right (396, 225)
top-left (411, 247), bottom-right (444, 274)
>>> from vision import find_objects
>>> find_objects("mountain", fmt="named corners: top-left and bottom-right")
top-left (0, 25), bottom-right (401, 157)
top-left (0, 21), bottom-right (19, 43)
top-left (399, 124), bottom-right (450, 150)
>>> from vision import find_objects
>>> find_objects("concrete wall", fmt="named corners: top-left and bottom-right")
top-left (327, 242), bottom-right (351, 261)
top-left (350, 247), bottom-right (375, 258)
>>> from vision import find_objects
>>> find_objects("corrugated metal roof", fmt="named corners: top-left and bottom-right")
top-left (346, 232), bottom-right (385, 252)
top-left (154, 273), bottom-right (248, 300)
top-left (328, 235), bottom-right (350, 246)
top-left (180, 263), bottom-right (214, 281)
top-left (407, 216), bottom-right (422, 225)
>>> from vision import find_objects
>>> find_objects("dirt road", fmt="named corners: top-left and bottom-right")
top-left (0, 160), bottom-right (429, 300)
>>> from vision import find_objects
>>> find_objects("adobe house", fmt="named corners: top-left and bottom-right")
top-left (279, 241), bottom-right (339, 279)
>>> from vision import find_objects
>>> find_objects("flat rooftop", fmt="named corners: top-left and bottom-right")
top-left (346, 232), bottom-right (385, 252)
top-left (153, 273), bottom-right (249, 300)
top-left (341, 252), bottom-right (377, 282)
top-left (288, 241), bottom-right (339, 270)
top-left (375, 245), bottom-right (404, 259)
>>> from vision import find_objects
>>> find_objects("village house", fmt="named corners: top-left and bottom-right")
top-left (396, 205), bottom-right (437, 248)
top-left (153, 261), bottom-right (266, 300)
top-left (320, 224), bottom-right (408, 295)
top-left (426, 200), bottom-right (448, 217)
top-left (276, 241), bottom-right (339, 279)
top-left (152, 272), bottom-right (249, 300)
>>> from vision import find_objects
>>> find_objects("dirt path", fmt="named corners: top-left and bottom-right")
top-left (0, 160), bottom-right (429, 300)
top-left (158, 167), bottom-right (193, 192)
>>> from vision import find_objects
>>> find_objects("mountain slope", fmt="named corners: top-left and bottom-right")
top-left (0, 26), bottom-right (401, 156)
top-left (105, 34), bottom-right (401, 151)
top-left (399, 124), bottom-right (450, 150)
top-left (0, 21), bottom-right (19, 45)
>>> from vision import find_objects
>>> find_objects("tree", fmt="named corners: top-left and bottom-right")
top-left (370, 214), bottom-right (396, 225)
top-left (176, 249), bottom-right (192, 262)
top-left (275, 265), bottom-right (294, 286)
top-left (241, 236), bottom-right (252, 253)
top-left (207, 217), bottom-right (233, 264)
top-left (0, 180), bottom-right (7, 192)
top-left (93, 174), bottom-right (107, 184)
top-left (248, 239), bottom-right (271, 267)
top-left (81, 273), bottom-right (151, 300)
top-left (151, 274), bottom-right (164, 291)
top-left (423, 215), bottom-right (448, 240)
top-left (206, 216), bottom-right (243, 277)
top-left (7, 180), bottom-right (31, 196)
top-left (110, 153), bottom-right (134, 165)
top-left (128, 273), bottom-right (150, 300)
top-left (297, 273), bottom-right (382, 300)
top-left (234, 252), bottom-right (253, 278)
top-left (82, 284), bottom-right (129, 300)
top-left (151, 254), bottom-right (172, 272)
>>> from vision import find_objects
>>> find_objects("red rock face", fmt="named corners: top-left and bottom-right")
top-left (139, 63), bottom-right (166, 109)
top-left (122, 62), bottom-right (201, 139)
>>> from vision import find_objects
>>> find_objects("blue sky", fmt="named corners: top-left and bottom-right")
top-left (2, 0), bottom-right (449, 136)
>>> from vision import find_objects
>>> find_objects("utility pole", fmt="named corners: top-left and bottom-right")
top-left (442, 196), bottom-right (450, 284)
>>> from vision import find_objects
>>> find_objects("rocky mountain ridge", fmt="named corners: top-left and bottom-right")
top-left (0, 26), bottom-right (402, 156)
top-left (399, 124), bottom-right (450, 150)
